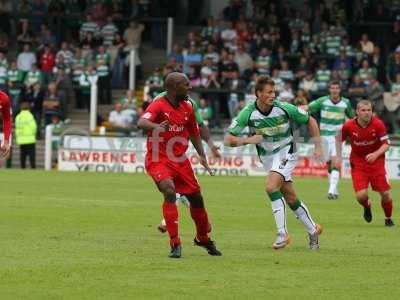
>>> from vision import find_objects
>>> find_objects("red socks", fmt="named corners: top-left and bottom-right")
top-left (381, 199), bottom-right (393, 219)
top-left (190, 207), bottom-right (210, 243)
top-left (359, 197), bottom-right (371, 209)
top-left (162, 201), bottom-right (180, 246)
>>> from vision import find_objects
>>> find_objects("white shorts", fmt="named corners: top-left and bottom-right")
top-left (260, 145), bottom-right (297, 182)
top-left (321, 135), bottom-right (337, 162)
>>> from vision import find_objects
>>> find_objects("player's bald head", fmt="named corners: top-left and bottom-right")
top-left (164, 72), bottom-right (190, 101)
top-left (164, 72), bottom-right (188, 90)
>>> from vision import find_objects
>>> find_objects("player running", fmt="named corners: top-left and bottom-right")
top-left (306, 81), bottom-right (353, 199)
top-left (153, 91), bottom-right (221, 233)
top-left (0, 90), bottom-right (12, 158)
top-left (225, 76), bottom-right (323, 250)
top-left (138, 72), bottom-right (222, 258)
top-left (340, 100), bottom-right (394, 226)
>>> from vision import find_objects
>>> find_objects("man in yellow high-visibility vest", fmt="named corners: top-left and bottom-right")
top-left (15, 101), bottom-right (37, 169)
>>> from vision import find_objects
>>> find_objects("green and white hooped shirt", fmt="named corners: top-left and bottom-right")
top-left (309, 95), bottom-right (353, 136)
top-left (228, 100), bottom-right (310, 157)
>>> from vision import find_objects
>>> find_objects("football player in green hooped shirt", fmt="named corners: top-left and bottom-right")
top-left (305, 81), bottom-right (354, 200)
top-left (152, 91), bottom-right (221, 234)
top-left (225, 75), bottom-right (323, 250)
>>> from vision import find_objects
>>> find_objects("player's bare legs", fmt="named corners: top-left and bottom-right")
top-left (157, 178), bottom-right (181, 258)
top-left (379, 191), bottom-right (394, 227)
top-left (327, 156), bottom-right (341, 200)
top-left (355, 189), bottom-right (372, 223)
top-left (185, 192), bottom-right (221, 256)
top-left (280, 181), bottom-right (322, 250)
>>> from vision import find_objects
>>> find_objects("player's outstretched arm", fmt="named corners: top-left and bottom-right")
top-left (190, 134), bottom-right (214, 175)
top-left (199, 125), bottom-right (221, 158)
top-left (137, 118), bottom-right (168, 131)
top-left (224, 133), bottom-right (263, 147)
top-left (307, 116), bottom-right (323, 159)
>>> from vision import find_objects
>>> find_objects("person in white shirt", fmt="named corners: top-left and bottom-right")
top-left (109, 102), bottom-right (129, 128)
top-left (17, 43), bottom-right (37, 73)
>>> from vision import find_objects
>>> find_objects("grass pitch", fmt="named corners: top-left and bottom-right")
top-left (1, 170), bottom-right (399, 299)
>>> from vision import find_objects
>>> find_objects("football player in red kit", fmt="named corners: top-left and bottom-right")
top-left (0, 90), bottom-right (12, 158)
top-left (341, 100), bottom-right (394, 226)
top-left (137, 72), bottom-right (222, 258)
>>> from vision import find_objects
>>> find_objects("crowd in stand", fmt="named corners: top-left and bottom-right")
top-left (0, 0), bottom-right (150, 138)
top-left (143, 0), bottom-right (400, 134)
top-left (1, 0), bottom-right (400, 138)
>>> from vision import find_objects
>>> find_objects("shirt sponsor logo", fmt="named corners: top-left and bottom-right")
top-left (169, 124), bottom-right (185, 132)
top-left (354, 140), bottom-right (375, 146)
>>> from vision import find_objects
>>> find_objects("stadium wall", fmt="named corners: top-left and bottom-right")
top-left (56, 136), bottom-right (400, 179)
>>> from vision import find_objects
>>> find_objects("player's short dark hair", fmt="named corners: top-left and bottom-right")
top-left (357, 99), bottom-right (373, 109)
top-left (329, 80), bottom-right (341, 87)
top-left (255, 75), bottom-right (275, 96)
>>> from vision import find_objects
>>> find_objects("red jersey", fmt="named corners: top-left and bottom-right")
top-left (40, 52), bottom-right (55, 72)
top-left (0, 90), bottom-right (12, 142)
top-left (341, 116), bottom-right (389, 163)
top-left (141, 96), bottom-right (199, 164)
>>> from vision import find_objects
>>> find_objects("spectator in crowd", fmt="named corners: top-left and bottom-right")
top-left (56, 42), bottom-right (74, 67)
top-left (219, 51), bottom-right (239, 85)
top-left (225, 70), bottom-right (245, 119)
top-left (183, 46), bottom-right (202, 74)
top-left (37, 24), bottom-right (57, 51)
top-left (96, 45), bottom-right (111, 104)
top-left (221, 21), bottom-right (237, 51)
top-left (279, 81), bottom-right (295, 103)
top-left (385, 73), bottom-right (400, 134)
top-left (26, 82), bottom-right (44, 138)
top-left (39, 45), bottom-right (55, 84)
top-left (386, 49), bottom-right (400, 84)
top-left (24, 64), bottom-right (43, 89)
top-left (315, 60), bottom-right (331, 91)
top-left (359, 33), bottom-right (374, 55)
top-left (278, 60), bottom-right (294, 82)
top-left (254, 47), bottom-right (272, 75)
top-left (108, 33), bottom-right (126, 88)
top-left (299, 72), bottom-right (318, 93)
top-left (80, 14), bottom-right (100, 42)
top-left (357, 59), bottom-right (377, 85)
top-left (366, 76), bottom-right (385, 116)
top-left (17, 19), bottom-right (34, 49)
top-left (101, 16), bottom-right (119, 47)
top-left (348, 75), bottom-right (366, 106)
top-left (7, 61), bottom-right (23, 113)
top-left (108, 102), bottom-right (131, 131)
top-left (198, 98), bottom-right (212, 127)
top-left (168, 43), bottom-right (184, 64)
top-left (43, 82), bottom-right (61, 125)
top-left (123, 20), bottom-right (145, 50)
top-left (17, 43), bottom-right (37, 76)
top-left (78, 65), bottom-right (98, 112)
top-left (71, 48), bottom-right (86, 109)
top-left (15, 100), bottom-right (37, 169)
top-left (234, 43), bottom-right (253, 77)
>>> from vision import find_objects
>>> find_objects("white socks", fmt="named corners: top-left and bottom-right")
top-left (293, 201), bottom-right (317, 234)
top-left (328, 169), bottom-right (340, 195)
top-left (271, 198), bottom-right (287, 235)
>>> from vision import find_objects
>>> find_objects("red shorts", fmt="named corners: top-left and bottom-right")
top-left (145, 158), bottom-right (200, 195)
top-left (350, 160), bottom-right (390, 192)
